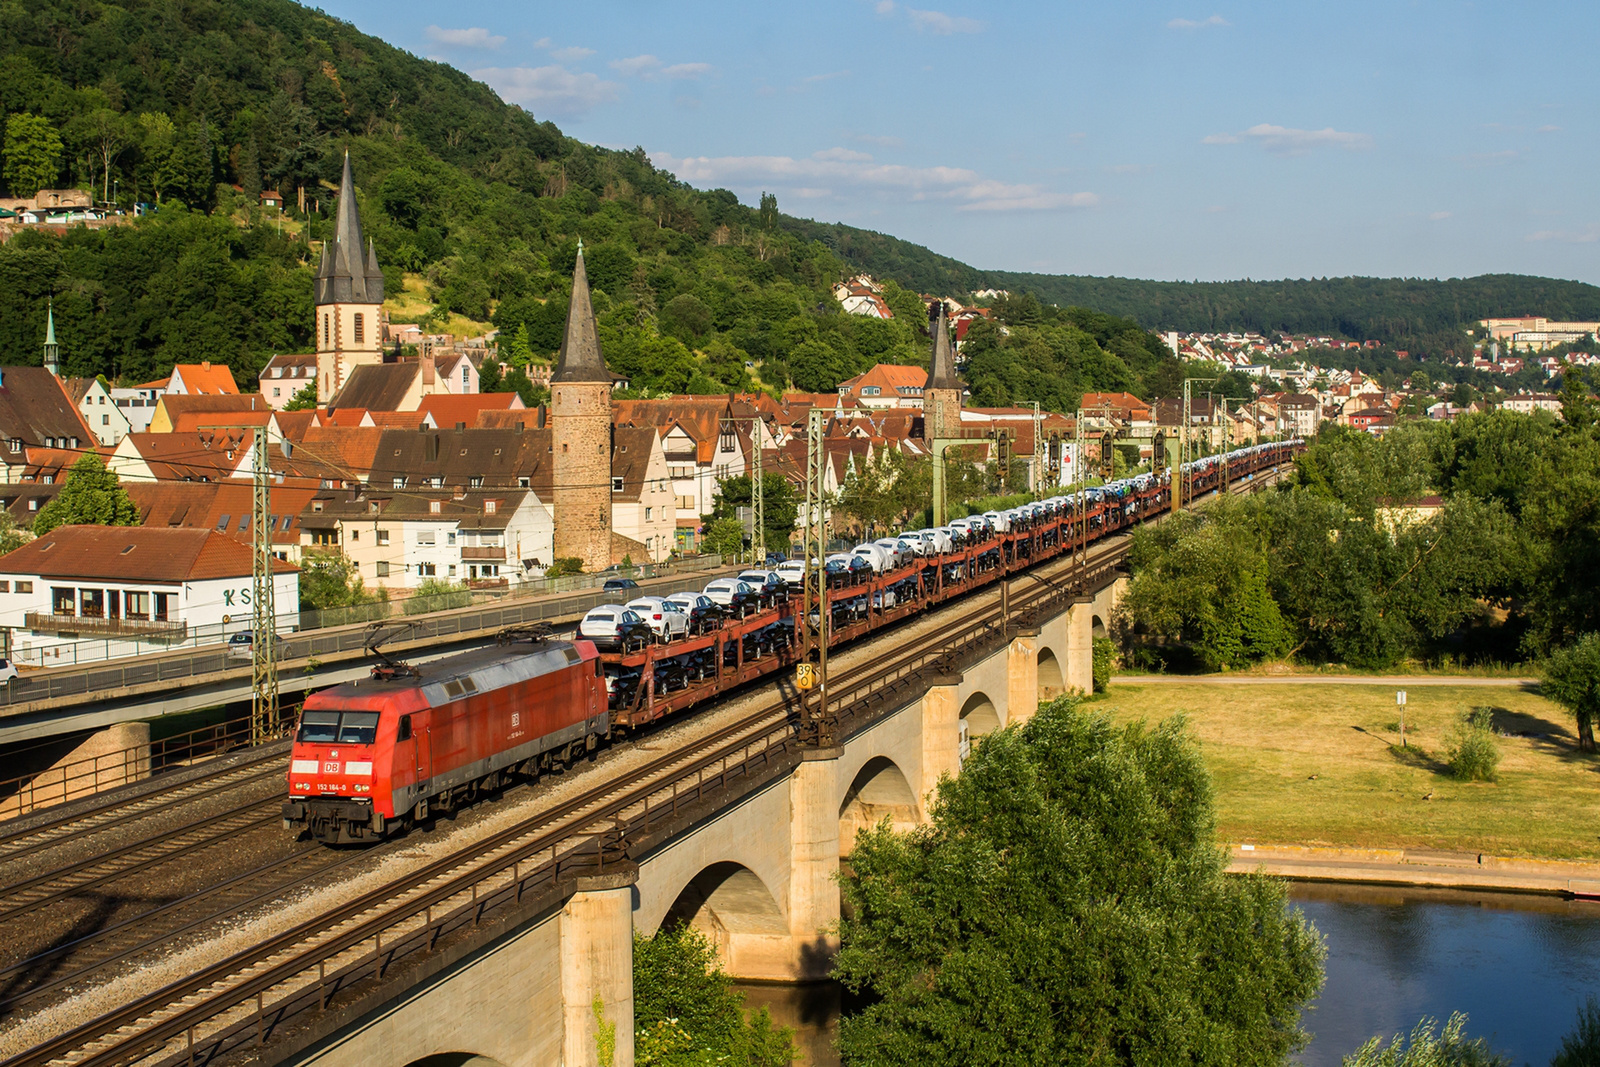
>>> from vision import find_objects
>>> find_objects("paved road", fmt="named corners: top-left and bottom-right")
top-left (1115, 674), bottom-right (1539, 687)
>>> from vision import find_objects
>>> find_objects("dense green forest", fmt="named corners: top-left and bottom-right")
top-left (0, 0), bottom-right (1177, 406)
top-left (984, 272), bottom-right (1600, 358)
top-left (0, 0), bottom-right (1588, 403)
top-left (1118, 388), bottom-right (1600, 674)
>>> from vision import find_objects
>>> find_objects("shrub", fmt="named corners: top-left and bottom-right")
top-left (1552, 995), bottom-right (1600, 1067)
top-left (1092, 636), bottom-right (1115, 693)
top-left (546, 557), bottom-right (583, 578)
top-left (402, 578), bottom-right (472, 615)
top-left (1343, 1012), bottom-right (1507, 1066)
top-left (1446, 708), bottom-right (1500, 783)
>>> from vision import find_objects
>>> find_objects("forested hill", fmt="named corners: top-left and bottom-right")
top-left (0, 0), bottom-right (1587, 405)
top-left (982, 272), bottom-right (1600, 352)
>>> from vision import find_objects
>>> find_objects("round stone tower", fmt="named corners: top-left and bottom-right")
top-left (550, 244), bottom-right (614, 572)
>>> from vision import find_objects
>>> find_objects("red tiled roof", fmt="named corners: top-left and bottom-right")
top-left (415, 392), bottom-right (524, 427)
top-left (170, 362), bottom-right (240, 396)
top-left (0, 525), bottom-right (295, 581)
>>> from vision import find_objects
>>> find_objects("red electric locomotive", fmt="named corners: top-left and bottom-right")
top-left (282, 629), bottom-right (608, 844)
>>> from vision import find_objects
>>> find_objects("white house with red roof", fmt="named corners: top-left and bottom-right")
top-left (0, 525), bottom-right (299, 665)
top-left (836, 364), bottom-right (931, 409)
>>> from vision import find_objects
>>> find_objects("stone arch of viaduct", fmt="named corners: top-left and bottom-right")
top-left (291, 578), bottom-right (1127, 1067)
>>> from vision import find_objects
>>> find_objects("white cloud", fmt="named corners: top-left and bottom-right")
top-left (473, 65), bottom-right (622, 118)
top-left (425, 25), bottom-right (505, 50)
top-left (1527, 227), bottom-right (1600, 244)
top-left (651, 150), bottom-right (1094, 213)
top-left (610, 54), bottom-right (661, 76)
top-left (550, 46), bottom-right (595, 62)
top-left (875, 1), bottom-right (981, 34)
top-left (1538, 124), bottom-right (1562, 133)
top-left (1168, 14), bottom-right (1228, 29)
top-left (1204, 123), bottom-right (1372, 154)
top-left (609, 55), bottom-right (710, 80)
top-left (814, 146), bottom-right (874, 162)
top-left (906, 7), bottom-right (983, 33)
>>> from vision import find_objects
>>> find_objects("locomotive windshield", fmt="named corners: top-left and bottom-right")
top-left (297, 710), bottom-right (382, 744)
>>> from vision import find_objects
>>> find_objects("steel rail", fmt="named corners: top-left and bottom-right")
top-left (5, 455), bottom-right (1294, 1067)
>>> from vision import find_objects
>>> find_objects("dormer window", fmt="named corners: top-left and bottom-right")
top-left (485, 500), bottom-right (497, 514)
top-left (7, 440), bottom-right (19, 454)
top-left (612, 476), bottom-right (624, 491)
top-left (429, 500), bottom-right (442, 514)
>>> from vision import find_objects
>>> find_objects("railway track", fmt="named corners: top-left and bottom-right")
top-left (0, 745), bottom-right (290, 865)
top-left (1, 460), bottom-right (1288, 1066)
top-left (0, 536), bottom-right (1120, 1067)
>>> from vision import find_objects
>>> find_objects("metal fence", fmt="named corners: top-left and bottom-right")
top-left (5, 554), bottom-right (730, 674)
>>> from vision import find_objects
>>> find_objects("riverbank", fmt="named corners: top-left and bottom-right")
top-left (1091, 680), bottom-right (1600, 861)
top-left (1227, 843), bottom-right (1600, 897)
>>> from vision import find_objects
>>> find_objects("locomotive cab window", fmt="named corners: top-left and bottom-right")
top-left (297, 710), bottom-right (381, 745)
top-left (396, 714), bottom-right (412, 742)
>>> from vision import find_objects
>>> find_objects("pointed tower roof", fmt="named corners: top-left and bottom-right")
top-left (314, 152), bottom-right (385, 306)
top-left (45, 303), bottom-right (57, 347)
top-left (928, 301), bottom-right (960, 390)
top-left (552, 244), bottom-right (610, 383)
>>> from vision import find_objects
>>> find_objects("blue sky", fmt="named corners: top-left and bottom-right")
top-left (319, 0), bottom-right (1600, 285)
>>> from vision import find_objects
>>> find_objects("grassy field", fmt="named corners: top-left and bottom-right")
top-left (1086, 681), bottom-right (1600, 861)
top-left (385, 273), bottom-right (495, 340)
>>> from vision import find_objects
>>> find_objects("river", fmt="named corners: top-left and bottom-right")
top-left (736, 884), bottom-right (1600, 1066)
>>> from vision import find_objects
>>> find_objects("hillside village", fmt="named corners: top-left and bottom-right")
top-left (0, 164), bottom-right (1592, 670)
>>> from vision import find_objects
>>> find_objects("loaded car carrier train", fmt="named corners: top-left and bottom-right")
top-left (283, 440), bottom-right (1299, 844)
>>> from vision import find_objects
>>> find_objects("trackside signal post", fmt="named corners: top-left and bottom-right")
top-left (216, 423), bottom-right (284, 744)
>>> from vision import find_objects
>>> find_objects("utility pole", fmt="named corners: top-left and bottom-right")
top-left (251, 426), bottom-right (279, 744)
top-left (724, 415), bottom-right (765, 563)
top-left (1031, 400), bottom-right (1042, 493)
top-left (1174, 376), bottom-right (1216, 513)
top-left (800, 406), bottom-right (832, 746)
top-left (212, 423), bottom-right (282, 743)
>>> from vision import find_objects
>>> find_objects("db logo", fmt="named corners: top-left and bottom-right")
top-left (323, 762), bottom-right (341, 775)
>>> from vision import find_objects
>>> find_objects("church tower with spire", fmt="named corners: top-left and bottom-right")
top-left (42, 302), bottom-right (59, 378)
top-left (314, 152), bottom-right (386, 402)
top-left (550, 244), bottom-right (615, 572)
top-left (924, 301), bottom-right (963, 442)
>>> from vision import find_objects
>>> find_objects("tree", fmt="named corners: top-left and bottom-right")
top-left (3, 113), bottom-right (62, 197)
top-left (33, 454), bottom-right (140, 534)
top-left (298, 550), bottom-right (388, 621)
top-left (282, 382), bottom-right (318, 410)
top-left (1541, 633), bottom-right (1600, 752)
top-left (1342, 1013), bottom-right (1507, 1067)
top-left (633, 925), bottom-right (794, 1066)
top-left (711, 472), bottom-right (799, 553)
top-left (835, 698), bottom-right (1325, 1065)
top-left (702, 516), bottom-right (746, 561)
top-left (758, 191), bottom-right (778, 232)
top-left (1552, 995), bottom-right (1600, 1067)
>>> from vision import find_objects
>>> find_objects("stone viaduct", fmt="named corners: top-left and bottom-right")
top-left (285, 578), bottom-right (1127, 1067)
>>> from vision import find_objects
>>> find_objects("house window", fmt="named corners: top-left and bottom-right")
top-left (377, 529), bottom-right (390, 546)
top-left (469, 476), bottom-right (483, 488)
top-left (484, 500), bottom-right (497, 515)
top-left (448, 564), bottom-right (457, 577)
top-left (311, 530), bottom-right (339, 546)
top-left (393, 477), bottom-right (406, 489)
top-left (126, 591), bottom-right (149, 619)
top-left (518, 476), bottom-right (530, 488)
top-left (153, 592), bottom-right (169, 621)
top-left (216, 514), bottom-right (231, 531)
top-left (429, 500), bottom-right (442, 514)
top-left (80, 589), bottom-right (104, 618)
top-left (612, 476), bottom-right (624, 491)
top-left (0, 581), bottom-right (8, 593)
top-left (418, 530), bottom-right (436, 546)
top-left (862, 386), bottom-right (881, 396)
top-left (645, 507), bottom-right (653, 520)
top-left (102, 414), bottom-right (109, 426)
top-left (52, 587), bottom-right (74, 615)
top-left (419, 562), bottom-right (436, 576)
top-left (350, 529), bottom-right (359, 542)
top-left (353, 313), bottom-right (364, 344)
top-left (27, 499), bottom-right (38, 512)
top-left (447, 531), bottom-right (457, 545)
top-left (462, 366), bottom-right (470, 389)
top-left (15, 581), bottom-right (30, 594)
top-left (273, 387), bottom-right (281, 398)
top-left (8, 440), bottom-right (19, 454)
top-left (376, 560), bottom-right (390, 577)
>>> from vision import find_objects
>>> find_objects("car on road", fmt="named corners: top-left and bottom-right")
top-left (578, 605), bottom-right (653, 652)
top-left (624, 597), bottom-right (691, 642)
top-left (0, 656), bottom-right (19, 684)
top-left (602, 577), bottom-right (640, 593)
top-left (702, 578), bottom-right (761, 618)
top-left (665, 592), bottom-right (722, 635)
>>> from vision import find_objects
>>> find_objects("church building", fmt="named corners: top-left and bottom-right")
top-left (314, 153), bottom-right (387, 403)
